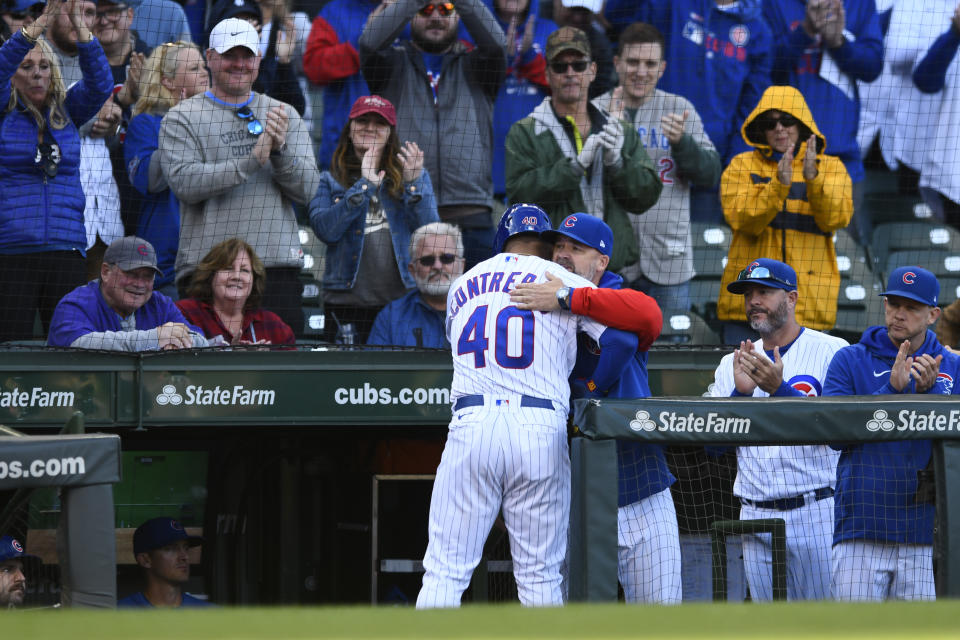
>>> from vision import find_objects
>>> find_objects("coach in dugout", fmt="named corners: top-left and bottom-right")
top-left (0, 535), bottom-right (39, 608)
top-left (47, 236), bottom-right (212, 350)
top-left (824, 266), bottom-right (960, 601)
top-left (709, 258), bottom-right (848, 601)
top-left (118, 517), bottom-right (214, 608)
top-left (509, 214), bottom-right (672, 603)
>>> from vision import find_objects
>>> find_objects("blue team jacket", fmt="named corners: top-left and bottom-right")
top-left (367, 288), bottom-right (447, 348)
top-left (124, 113), bottom-right (179, 288)
top-left (823, 326), bottom-right (960, 545)
top-left (638, 0), bottom-right (773, 163)
top-left (0, 32), bottom-right (113, 255)
top-left (573, 271), bottom-right (675, 508)
top-left (763, 0), bottom-right (883, 183)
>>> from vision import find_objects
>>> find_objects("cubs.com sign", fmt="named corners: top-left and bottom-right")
top-left (629, 410), bottom-right (751, 434)
top-left (155, 384), bottom-right (275, 407)
top-left (867, 409), bottom-right (960, 432)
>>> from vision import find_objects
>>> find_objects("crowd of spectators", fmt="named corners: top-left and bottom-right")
top-left (0, 0), bottom-right (957, 349)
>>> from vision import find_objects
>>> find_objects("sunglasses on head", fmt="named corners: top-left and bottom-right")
top-left (34, 141), bottom-right (60, 178)
top-left (758, 113), bottom-right (799, 131)
top-left (417, 253), bottom-right (458, 267)
top-left (235, 106), bottom-right (263, 136)
top-left (549, 59), bottom-right (590, 74)
top-left (418, 2), bottom-right (454, 16)
top-left (735, 266), bottom-right (794, 288)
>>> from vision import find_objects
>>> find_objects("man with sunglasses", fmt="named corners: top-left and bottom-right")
top-left (504, 26), bottom-right (661, 275)
top-left (709, 258), bottom-right (849, 601)
top-left (159, 17), bottom-right (319, 336)
top-left (823, 266), bottom-right (960, 601)
top-left (360, 0), bottom-right (505, 271)
top-left (367, 222), bottom-right (465, 348)
top-left (717, 85), bottom-right (852, 344)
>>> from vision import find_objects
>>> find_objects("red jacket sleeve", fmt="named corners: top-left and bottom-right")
top-left (303, 16), bottom-right (361, 86)
top-left (570, 287), bottom-right (662, 351)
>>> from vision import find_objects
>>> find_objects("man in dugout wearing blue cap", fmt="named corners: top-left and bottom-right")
top-left (118, 517), bottom-right (214, 607)
top-left (511, 213), bottom-right (677, 603)
top-left (0, 534), bottom-right (40, 608)
top-left (824, 266), bottom-right (960, 601)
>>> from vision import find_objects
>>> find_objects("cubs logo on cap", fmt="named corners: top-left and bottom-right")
top-left (0, 535), bottom-right (40, 564)
top-left (727, 258), bottom-right (797, 294)
top-left (542, 213), bottom-right (613, 257)
top-left (880, 266), bottom-right (939, 307)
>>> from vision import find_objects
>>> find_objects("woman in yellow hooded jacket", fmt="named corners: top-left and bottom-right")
top-left (718, 86), bottom-right (852, 336)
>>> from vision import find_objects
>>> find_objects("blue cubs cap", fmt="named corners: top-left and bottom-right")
top-left (881, 266), bottom-right (939, 307)
top-left (542, 213), bottom-right (613, 257)
top-left (6, 0), bottom-right (44, 14)
top-left (133, 517), bottom-right (203, 555)
top-left (727, 258), bottom-right (798, 294)
top-left (0, 535), bottom-right (39, 564)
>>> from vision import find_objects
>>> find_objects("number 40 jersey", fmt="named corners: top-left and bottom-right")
top-left (446, 253), bottom-right (605, 410)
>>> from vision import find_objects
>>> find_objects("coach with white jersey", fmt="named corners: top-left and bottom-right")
top-left (416, 203), bottom-right (636, 608)
top-left (709, 258), bottom-right (848, 601)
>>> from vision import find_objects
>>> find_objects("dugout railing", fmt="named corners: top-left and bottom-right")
top-left (569, 397), bottom-right (960, 602)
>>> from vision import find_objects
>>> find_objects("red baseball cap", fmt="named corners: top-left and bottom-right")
top-left (348, 95), bottom-right (396, 127)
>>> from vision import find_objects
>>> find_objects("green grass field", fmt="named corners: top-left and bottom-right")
top-left (5, 601), bottom-right (960, 639)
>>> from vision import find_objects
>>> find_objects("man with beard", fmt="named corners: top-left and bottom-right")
top-left (359, 0), bottom-right (505, 270)
top-left (0, 535), bottom-right (39, 609)
top-left (118, 517), bottom-right (214, 607)
top-left (709, 258), bottom-right (848, 601)
top-left (535, 214), bottom-right (678, 603)
top-left (367, 222), bottom-right (465, 348)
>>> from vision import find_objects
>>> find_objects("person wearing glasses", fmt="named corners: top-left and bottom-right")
top-left (0, 0), bottom-right (113, 343)
top-left (717, 85), bottom-right (852, 345)
top-left (504, 26), bottom-right (661, 275)
top-left (359, 0), bottom-right (505, 271)
top-left (710, 258), bottom-right (849, 601)
top-left (159, 17), bottom-right (319, 336)
top-left (125, 41), bottom-right (207, 299)
top-left (367, 222), bottom-right (463, 348)
top-left (308, 95), bottom-right (439, 345)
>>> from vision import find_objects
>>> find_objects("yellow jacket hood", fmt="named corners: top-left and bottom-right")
top-left (740, 86), bottom-right (827, 157)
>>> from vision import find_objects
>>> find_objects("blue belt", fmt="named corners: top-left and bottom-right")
top-left (741, 486), bottom-right (834, 511)
top-left (453, 394), bottom-right (554, 411)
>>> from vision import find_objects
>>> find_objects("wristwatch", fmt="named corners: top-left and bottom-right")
top-left (556, 286), bottom-right (572, 310)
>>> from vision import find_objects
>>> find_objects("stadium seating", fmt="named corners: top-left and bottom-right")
top-left (871, 222), bottom-right (960, 279)
top-left (689, 222), bottom-right (731, 321)
top-left (655, 311), bottom-right (721, 345)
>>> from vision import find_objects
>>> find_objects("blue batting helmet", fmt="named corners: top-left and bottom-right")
top-left (493, 203), bottom-right (552, 254)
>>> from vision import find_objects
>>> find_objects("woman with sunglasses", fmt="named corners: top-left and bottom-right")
top-left (717, 85), bottom-right (853, 341)
top-left (0, 0), bottom-right (113, 342)
top-left (308, 94), bottom-right (439, 344)
top-left (124, 41), bottom-right (208, 299)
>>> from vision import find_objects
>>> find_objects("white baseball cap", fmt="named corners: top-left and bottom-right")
top-left (561, 0), bottom-right (602, 12)
top-left (208, 17), bottom-right (260, 55)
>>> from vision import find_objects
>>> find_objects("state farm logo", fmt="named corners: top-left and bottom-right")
top-left (866, 409), bottom-right (895, 432)
top-left (155, 384), bottom-right (275, 407)
top-left (629, 410), bottom-right (656, 432)
top-left (156, 384), bottom-right (183, 406)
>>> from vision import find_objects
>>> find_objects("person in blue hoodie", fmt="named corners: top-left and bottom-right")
top-left (484, 0), bottom-right (556, 203)
top-left (541, 214), bottom-right (678, 604)
top-left (763, 0), bottom-right (883, 245)
top-left (634, 0), bottom-right (772, 224)
top-left (823, 265), bottom-right (960, 601)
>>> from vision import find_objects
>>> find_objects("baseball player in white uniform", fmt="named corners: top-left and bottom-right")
top-left (709, 258), bottom-right (847, 601)
top-left (416, 204), bottom-right (636, 608)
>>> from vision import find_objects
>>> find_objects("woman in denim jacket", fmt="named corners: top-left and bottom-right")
top-left (308, 94), bottom-right (438, 344)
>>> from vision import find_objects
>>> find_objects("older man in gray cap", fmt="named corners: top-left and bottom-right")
top-left (47, 236), bottom-right (211, 350)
